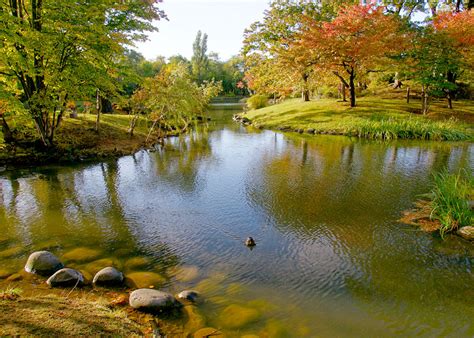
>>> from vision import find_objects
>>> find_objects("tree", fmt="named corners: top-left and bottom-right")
top-left (404, 10), bottom-right (473, 112)
top-left (191, 31), bottom-right (209, 84)
top-left (130, 63), bottom-right (221, 140)
top-left (433, 9), bottom-right (474, 61)
top-left (0, 0), bottom-right (165, 147)
top-left (301, 4), bottom-right (407, 107)
top-left (243, 0), bottom-right (325, 101)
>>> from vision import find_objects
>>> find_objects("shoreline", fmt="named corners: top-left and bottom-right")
top-left (237, 97), bottom-right (474, 142)
top-left (0, 113), bottom-right (189, 169)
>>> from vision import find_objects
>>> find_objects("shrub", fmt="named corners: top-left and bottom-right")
top-left (247, 95), bottom-right (269, 110)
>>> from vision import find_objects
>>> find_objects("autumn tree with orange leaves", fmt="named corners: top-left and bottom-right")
top-left (300, 4), bottom-right (408, 107)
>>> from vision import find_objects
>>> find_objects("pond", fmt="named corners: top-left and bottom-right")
top-left (0, 106), bottom-right (473, 337)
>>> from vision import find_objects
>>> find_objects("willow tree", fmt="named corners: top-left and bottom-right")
top-left (0, 0), bottom-right (165, 147)
top-left (130, 63), bottom-right (221, 141)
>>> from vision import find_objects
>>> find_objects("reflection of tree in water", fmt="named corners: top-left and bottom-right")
top-left (99, 161), bottom-right (180, 270)
top-left (152, 129), bottom-right (214, 193)
top-left (343, 228), bottom-right (474, 336)
top-left (0, 165), bottom-right (180, 272)
top-left (247, 135), bottom-right (469, 250)
top-left (246, 135), bottom-right (473, 335)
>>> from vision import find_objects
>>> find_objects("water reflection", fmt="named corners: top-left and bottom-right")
top-left (0, 107), bottom-right (473, 336)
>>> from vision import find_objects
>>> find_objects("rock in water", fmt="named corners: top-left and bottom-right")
top-left (93, 267), bottom-right (124, 286)
top-left (129, 289), bottom-right (181, 313)
top-left (457, 226), bottom-right (474, 241)
top-left (46, 268), bottom-right (84, 287)
top-left (24, 251), bottom-right (64, 276)
top-left (177, 290), bottom-right (199, 303)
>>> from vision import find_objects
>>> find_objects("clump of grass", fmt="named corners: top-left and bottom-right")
top-left (430, 170), bottom-right (473, 238)
top-left (344, 117), bottom-right (470, 141)
top-left (0, 287), bottom-right (22, 300)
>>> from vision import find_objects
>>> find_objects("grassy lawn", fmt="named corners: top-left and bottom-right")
top-left (243, 96), bottom-right (474, 141)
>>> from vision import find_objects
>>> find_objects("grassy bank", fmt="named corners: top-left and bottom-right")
top-left (0, 279), bottom-right (179, 336)
top-left (0, 292), bottom-right (142, 336)
top-left (243, 97), bottom-right (474, 141)
top-left (0, 113), bottom-right (183, 166)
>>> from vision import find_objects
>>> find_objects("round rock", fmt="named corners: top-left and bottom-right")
top-left (93, 267), bottom-right (124, 286)
top-left (46, 268), bottom-right (84, 287)
top-left (457, 226), bottom-right (474, 241)
top-left (129, 289), bottom-right (181, 312)
top-left (25, 251), bottom-right (64, 276)
top-left (177, 290), bottom-right (199, 303)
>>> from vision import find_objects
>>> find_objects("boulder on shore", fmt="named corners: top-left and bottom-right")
top-left (93, 267), bottom-right (124, 286)
top-left (457, 226), bottom-right (474, 241)
top-left (129, 289), bottom-right (181, 313)
top-left (46, 268), bottom-right (84, 287)
top-left (24, 251), bottom-right (64, 276)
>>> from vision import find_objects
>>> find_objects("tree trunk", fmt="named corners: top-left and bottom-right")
top-left (302, 73), bottom-right (310, 102)
top-left (447, 92), bottom-right (453, 109)
top-left (146, 119), bottom-right (158, 143)
top-left (128, 113), bottom-right (139, 137)
top-left (95, 89), bottom-right (101, 133)
top-left (32, 112), bottom-right (51, 147)
top-left (349, 70), bottom-right (356, 108)
top-left (446, 70), bottom-right (456, 110)
top-left (455, 0), bottom-right (462, 12)
top-left (421, 85), bottom-right (429, 115)
top-left (406, 86), bottom-right (410, 104)
top-left (339, 81), bottom-right (347, 102)
top-left (1, 116), bottom-right (14, 143)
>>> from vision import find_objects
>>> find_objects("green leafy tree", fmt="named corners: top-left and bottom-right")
top-left (191, 31), bottom-right (209, 84)
top-left (0, 0), bottom-right (165, 147)
top-left (243, 0), bottom-right (330, 101)
top-left (130, 63), bottom-right (221, 140)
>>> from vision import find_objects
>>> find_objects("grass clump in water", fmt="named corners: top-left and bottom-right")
top-left (430, 170), bottom-right (473, 238)
top-left (0, 287), bottom-right (22, 300)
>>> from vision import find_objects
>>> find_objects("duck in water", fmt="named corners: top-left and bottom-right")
top-left (245, 237), bottom-right (256, 247)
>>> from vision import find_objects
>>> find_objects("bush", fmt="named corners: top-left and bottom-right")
top-left (247, 95), bottom-right (269, 110)
top-left (317, 85), bottom-right (338, 99)
top-left (430, 170), bottom-right (473, 238)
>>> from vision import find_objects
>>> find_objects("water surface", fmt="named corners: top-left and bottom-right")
top-left (0, 106), bottom-right (473, 336)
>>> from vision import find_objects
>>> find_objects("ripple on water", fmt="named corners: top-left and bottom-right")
top-left (0, 113), bottom-right (473, 336)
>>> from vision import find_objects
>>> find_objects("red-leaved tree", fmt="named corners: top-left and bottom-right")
top-left (301, 5), bottom-right (407, 107)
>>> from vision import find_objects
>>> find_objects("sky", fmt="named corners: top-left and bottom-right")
top-left (134, 0), bottom-right (269, 62)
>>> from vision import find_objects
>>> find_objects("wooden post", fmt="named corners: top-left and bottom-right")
top-left (406, 86), bottom-right (410, 104)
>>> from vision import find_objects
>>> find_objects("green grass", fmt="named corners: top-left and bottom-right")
top-left (430, 170), bottom-right (473, 238)
top-left (243, 97), bottom-right (474, 141)
top-left (0, 293), bottom-right (144, 335)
